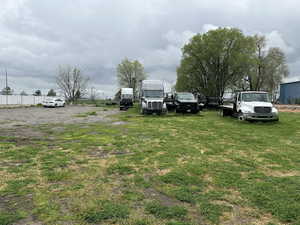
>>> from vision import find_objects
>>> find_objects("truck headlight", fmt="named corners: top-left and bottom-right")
top-left (242, 107), bottom-right (253, 113)
top-left (272, 107), bottom-right (278, 114)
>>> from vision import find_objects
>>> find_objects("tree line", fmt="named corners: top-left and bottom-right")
top-left (176, 28), bottom-right (289, 98)
top-left (1, 27), bottom-right (288, 103)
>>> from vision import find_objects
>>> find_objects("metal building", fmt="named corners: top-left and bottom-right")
top-left (279, 81), bottom-right (300, 104)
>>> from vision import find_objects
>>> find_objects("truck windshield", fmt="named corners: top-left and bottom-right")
top-left (242, 93), bottom-right (270, 102)
top-left (177, 93), bottom-right (195, 100)
top-left (121, 94), bottom-right (132, 99)
top-left (144, 90), bottom-right (163, 98)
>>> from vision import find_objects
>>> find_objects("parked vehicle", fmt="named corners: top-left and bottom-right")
top-left (42, 98), bottom-right (65, 107)
top-left (164, 93), bottom-right (176, 111)
top-left (206, 96), bottom-right (221, 108)
top-left (119, 88), bottom-right (133, 110)
top-left (221, 91), bottom-right (279, 121)
top-left (140, 80), bottom-right (167, 115)
top-left (174, 92), bottom-right (199, 114)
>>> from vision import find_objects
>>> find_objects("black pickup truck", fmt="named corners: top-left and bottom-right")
top-left (174, 92), bottom-right (200, 114)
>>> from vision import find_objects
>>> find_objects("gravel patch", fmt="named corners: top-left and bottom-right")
top-left (0, 105), bottom-right (119, 129)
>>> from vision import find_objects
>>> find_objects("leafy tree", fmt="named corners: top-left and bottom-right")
top-left (176, 28), bottom-right (256, 97)
top-left (33, 90), bottom-right (42, 96)
top-left (117, 58), bottom-right (147, 99)
top-left (56, 65), bottom-right (88, 103)
top-left (47, 89), bottom-right (56, 96)
top-left (248, 35), bottom-right (289, 95)
top-left (20, 91), bottom-right (28, 96)
top-left (1, 86), bottom-right (13, 95)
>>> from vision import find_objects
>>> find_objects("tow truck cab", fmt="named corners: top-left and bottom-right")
top-left (222, 91), bottom-right (279, 121)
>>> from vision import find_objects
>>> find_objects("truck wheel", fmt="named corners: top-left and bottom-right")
top-left (238, 112), bottom-right (245, 121)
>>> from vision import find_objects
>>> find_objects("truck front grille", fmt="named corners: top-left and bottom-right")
top-left (254, 107), bottom-right (271, 113)
top-left (149, 102), bottom-right (162, 110)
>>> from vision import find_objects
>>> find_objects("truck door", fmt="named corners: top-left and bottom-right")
top-left (236, 93), bottom-right (242, 112)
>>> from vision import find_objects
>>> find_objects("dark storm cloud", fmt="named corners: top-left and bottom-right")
top-left (0, 0), bottom-right (300, 96)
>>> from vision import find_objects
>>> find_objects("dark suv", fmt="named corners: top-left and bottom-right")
top-left (174, 92), bottom-right (199, 114)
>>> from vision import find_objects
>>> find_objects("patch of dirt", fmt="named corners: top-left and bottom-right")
top-left (263, 169), bottom-right (300, 177)
top-left (14, 216), bottom-right (43, 225)
top-left (0, 106), bottom-right (120, 140)
top-left (144, 188), bottom-right (183, 207)
top-left (157, 168), bottom-right (171, 176)
top-left (276, 104), bottom-right (300, 113)
top-left (111, 121), bottom-right (127, 125)
top-left (89, 146), bottom-right (134, 158)
top-left (0, 106), bottom-right (119, 129)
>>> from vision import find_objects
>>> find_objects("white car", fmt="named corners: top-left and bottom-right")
top-left (42, 98), bottom-right (65, 107)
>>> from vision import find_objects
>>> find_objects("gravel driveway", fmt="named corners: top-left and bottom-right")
top-left (0, 105), bottom-right (119, 129)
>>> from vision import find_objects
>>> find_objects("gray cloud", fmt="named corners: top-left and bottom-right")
top-left (1, 0), bottom-right (300, 96)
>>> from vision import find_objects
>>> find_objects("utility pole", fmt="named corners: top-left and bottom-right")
top-left (5, 68), bottom-right (8, 104)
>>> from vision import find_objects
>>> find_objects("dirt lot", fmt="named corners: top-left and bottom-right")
top-left (276, 104), bottom-right (300, 112)
top-left (0, 105), bottom-right (119, 129)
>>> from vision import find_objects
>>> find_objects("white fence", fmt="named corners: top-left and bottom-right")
top-left (0, 95), bottom-right (47, 105)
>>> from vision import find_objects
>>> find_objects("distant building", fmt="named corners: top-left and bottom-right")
top-left (279, 81), bottom-right (300, 104)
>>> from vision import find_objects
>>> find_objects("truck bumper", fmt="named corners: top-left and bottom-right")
top-left (244, 113), bottom-right (279, 121)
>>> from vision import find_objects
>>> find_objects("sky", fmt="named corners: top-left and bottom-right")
top-left (0, 0), bottom-right (300, 97)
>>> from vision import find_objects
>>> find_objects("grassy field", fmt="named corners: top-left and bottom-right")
top-left (1, 108), bottom-right (300, 225)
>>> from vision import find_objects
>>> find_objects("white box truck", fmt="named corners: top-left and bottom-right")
top-left (119, 88), bottom-right (134, 110)
top-left (140, 80), bottom-right (167, 115)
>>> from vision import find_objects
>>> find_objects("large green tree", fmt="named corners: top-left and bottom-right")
top-left (117, 58), bottom-right (147, 99)
top-left (176, 28), bottom-right (256, 97)
top-left (47, 89), bottom-right (57, 97)
top-left (1, 86), bottom-right (13, 95)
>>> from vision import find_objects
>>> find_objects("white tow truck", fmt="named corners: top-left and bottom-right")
top-left (220, 91), bottom-right (279, 121)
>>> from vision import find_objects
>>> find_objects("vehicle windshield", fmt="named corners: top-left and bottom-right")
top-left (177, 93), bottom-right (195, 100)
top-left (242, 93), bottom-right (270, 102)
top-left (122, 94), bottom-right (132, 99)
top-left (144, 90), bottom-right (163, 98)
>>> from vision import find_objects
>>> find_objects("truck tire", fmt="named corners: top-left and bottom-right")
top-left (238, 112), bottom-right (245, 121)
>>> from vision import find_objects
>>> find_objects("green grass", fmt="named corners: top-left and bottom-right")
top-left (0, 108), bottom-right (300, 224)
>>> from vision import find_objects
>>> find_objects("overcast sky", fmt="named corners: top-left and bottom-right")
top-left (0, 0), bottom-right (299, 96)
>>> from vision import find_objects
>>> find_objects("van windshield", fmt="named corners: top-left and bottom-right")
top-left (144, 90), bottom-right (163, 98)
top-left (242, 93), bottom-right (270, 102)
